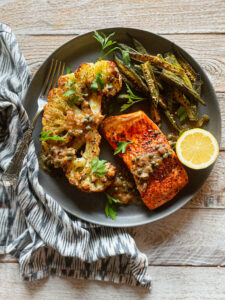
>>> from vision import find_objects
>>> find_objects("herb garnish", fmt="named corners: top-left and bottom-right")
top-left (114, 140), bottom-right (133, 155)
top-left (120, 84), bottom-right (146, 112)
top-left (91, 157), bottom-right (108, 178)
top-left (93, 31), bottom-right (130, 66)
top-left (40, 131), bottom-right (64, 142)
top-left (105, 193), bottom-right (121, 220)
top-left (63, 77), bottom-right (88, 105)
top-left (90, 72), bottom-right (105, 91)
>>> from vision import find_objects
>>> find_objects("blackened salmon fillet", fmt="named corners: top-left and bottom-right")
top-left (101, 110), bottom-right (188, 210)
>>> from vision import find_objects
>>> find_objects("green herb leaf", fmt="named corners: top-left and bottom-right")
top-left (90, 81), bottom-right (99, 91)
top-left (96, 72), bottom-right (104, 88)
top-left (91, 157), bottom-right (108, 178)
top-left (121, 50), bottom-right (131, 67)
top-left (104, 193), bottom-right (121, 220)
top-left (63, 90), bottom-right (75, 97)
top-left (120, 84), bottom-right (146, 112)
top-left (40, 131), bottom-right (64, 142)
top-left (114, 140), bottom-right (133, 155)
top-left (66, 65), bottom-right (72, 74)
top-left (94, 31), bottom-right (119, 61)
top-left (67, 96), bottom-right (81, 106)
top-left (90, 72), bottom-right (104, 91)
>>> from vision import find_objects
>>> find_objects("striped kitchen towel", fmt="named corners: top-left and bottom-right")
top-left (0, 24), bottom-right (151, 288)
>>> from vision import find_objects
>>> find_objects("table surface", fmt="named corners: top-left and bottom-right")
top-left (0, 1), bottom-right (225, 299)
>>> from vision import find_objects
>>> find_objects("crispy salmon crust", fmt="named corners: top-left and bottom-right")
top-left (101, 111), bottom-right (188, 210)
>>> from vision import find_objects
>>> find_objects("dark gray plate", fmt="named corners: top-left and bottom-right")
top-left (23, 28), bottom-right (221, 227)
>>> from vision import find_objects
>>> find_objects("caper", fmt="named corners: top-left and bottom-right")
top-left (85, 125), bottom-right (91, 130)
top-left (148, 153), bottom-right (153, 159)
top-left (78, 129), bottom-right (83, 134)
top-left (122, 183), bottom-right (127, 188)
top-left (119, 176), bottom-right (123, 180)
top-left (155, 145), bottom-right (160, 149)
top-left (118, 172), bottom-right (122, 176)
top-left (132, 158), bottom-right (135, 162)
top-left (155, 162), bottom-right (159, 167)
top-left (137, 168), bottom-right (142, 175)
top-left (136, 156), bottom-right (140, 161)
top-left (114, 187), bottom-right (119, 191)
top-left (85, 114), bottom-right (90, 119)
top-left (151, 161), bottom-right (156, 166)
top-left (67, 151), bottom-right (73, 156)
top-left (168, 134), bottom-right (173, 140)
top-left (68, 130), bottom-right (73, 135)
top-left (168, 152), bottom-right (172, 157)
top-left (163, 153), bottom-right (168, 159)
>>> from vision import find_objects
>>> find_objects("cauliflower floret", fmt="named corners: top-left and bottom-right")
top-left (41, 60), bottom-right (122, 193)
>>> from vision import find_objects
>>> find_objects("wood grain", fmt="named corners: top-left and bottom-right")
top-left (1, 0), bottom-right (225, 35)
top-left (0, 263), bottom-right (225, 299)
top-left (15, 34), bottom-right (225, 92)
top-left (129, 209), bottom-right (225, 266)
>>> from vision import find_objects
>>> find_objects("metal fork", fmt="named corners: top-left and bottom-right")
top-left (2, 59), bottom-right (65, 186)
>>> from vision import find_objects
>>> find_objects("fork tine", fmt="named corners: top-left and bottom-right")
top-left (45, 60), bottom-right (58, 97)
top-left (61, 62), bottom-right (66, 76)
top-left (40, 59), bottom-right (54, 97)
top-left (52, 61), bottom-right (62, 89)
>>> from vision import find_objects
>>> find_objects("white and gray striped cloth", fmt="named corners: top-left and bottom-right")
top-left (0, 24), bottom-right (151, 288)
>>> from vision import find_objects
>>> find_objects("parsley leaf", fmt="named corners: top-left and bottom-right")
top-left (114, 140), bottom-right (133, 155)
top-left (91, 157), bottom-right (108, 178)
top-left (40, 131), bottom-right (64, 142)
top-left (90, 72), bottom-right (104, 91)
top-left (90, 81), bottom-right (99, 91)
top-left (94, 31), bottom-right (120, 61)
top-left (105, 193), bottom-right (121, 220)
top-left (120, 84), bottom-right (146, 112)
top-left (67, 96), bottom-right (81, 106)
top-left (63, 90), bottom-right (75, 97)
top-left (66, 65), bottom-right (72, 74)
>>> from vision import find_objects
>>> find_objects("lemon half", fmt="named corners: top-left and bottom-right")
top-left (176, 129), bottom-right (219, 169)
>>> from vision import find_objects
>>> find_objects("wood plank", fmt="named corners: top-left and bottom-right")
top-left (1, 0), bottom-right (225, 35)
top-left (129, 209), bottom-right (225, 266)
top-left (0, 263), bottom-right (225, 299)
top-left (186, 152), bottom-right (225, 208)
top-left (15, 34), bottom-right (225, 92)
top-left (1, 209), bottom-right (225, 266)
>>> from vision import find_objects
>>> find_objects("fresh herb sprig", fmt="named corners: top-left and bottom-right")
top-left (93, 31), bottom-right (130, 66)
top-left (114, 140), bottom-right (133, 155)
top-left (91, 157), bottom-right (108, 178)
top-left (90, 72), bottom-right (105, 91)
top-left (105, 193), bottom-right (121, 220)
top-left (120, 84), bottom-right (146, 112)
top-left (40, 131), bottom-right (64, 142)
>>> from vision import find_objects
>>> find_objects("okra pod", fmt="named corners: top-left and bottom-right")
top-left (173, 89), bottom-right (198, 121)
top-left (130, 53), bottom-right (185, 75)
top-left (115, 56), bottom-right (148, 94)
top-left (141, 61), bottom-right (159, 107)
top-left (158, 70), bottom-right (206, 105)
top-left (132, 38), bottom-right (148, 54)
top-left (164, 110), bottom-right (181, 132)
top-left (150, 102), bottom-right (161, 123)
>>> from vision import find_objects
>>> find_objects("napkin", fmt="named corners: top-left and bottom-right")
top-left (0, 24), bottom-right (151, 288)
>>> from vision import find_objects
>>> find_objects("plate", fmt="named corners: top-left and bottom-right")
top-left (23, 28), bottom-right (221, 227)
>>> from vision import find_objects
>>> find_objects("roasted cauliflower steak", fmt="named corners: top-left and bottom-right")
top-left (41, 60), bottom-right (122, 192)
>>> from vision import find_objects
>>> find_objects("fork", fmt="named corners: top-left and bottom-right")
top-left (2, 59), bottom-right (65, 186)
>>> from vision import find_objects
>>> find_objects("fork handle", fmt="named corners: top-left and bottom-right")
top-left (2, 108), bottom-right (43, 186)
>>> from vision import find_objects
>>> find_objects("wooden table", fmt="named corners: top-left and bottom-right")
top-left (0, 1), bottom-right (225, 299)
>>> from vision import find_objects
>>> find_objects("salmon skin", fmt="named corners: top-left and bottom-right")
top-left (101, 110), bottom-right (188, 210)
